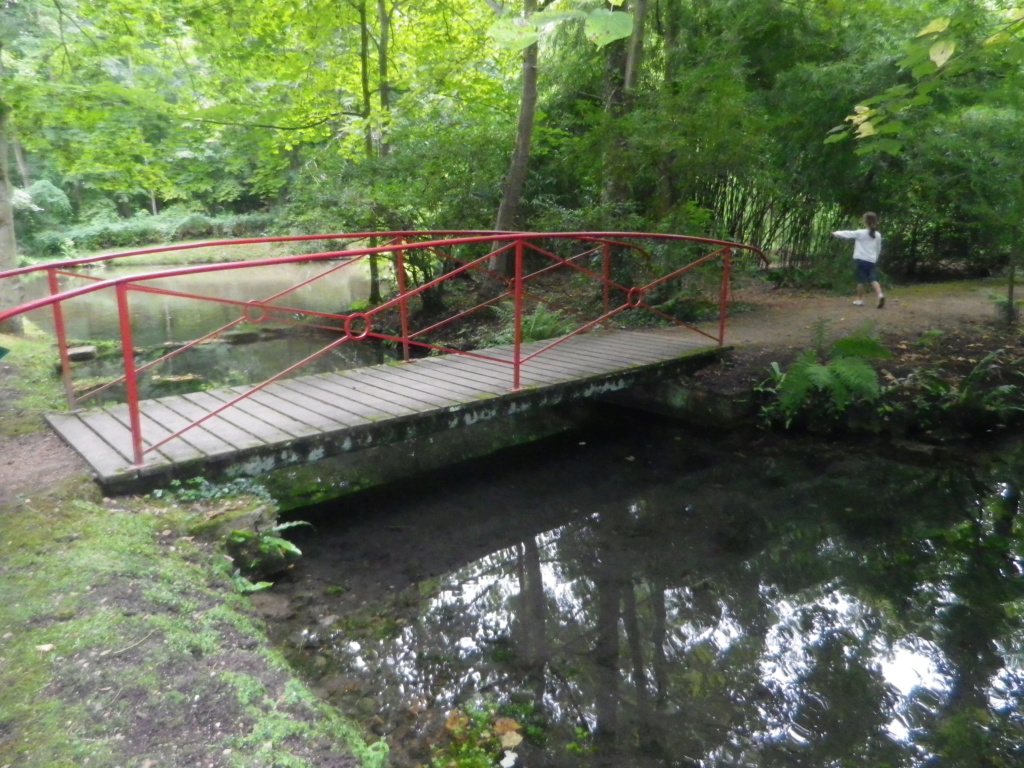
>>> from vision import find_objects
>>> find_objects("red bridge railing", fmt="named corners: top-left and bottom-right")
top-left (0, 231), bottom-right (765, 467)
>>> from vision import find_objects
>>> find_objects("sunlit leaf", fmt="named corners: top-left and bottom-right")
top-left (929, 39), bottom-right (956, 67)
top-left (917, 17), bottom-right (950, 37)
top-left (985, 31), bottom-right (1011, 46)
top-left (584, 9), bottom-right (633, 48)
top-left (487, 18), bottom-right (539, 51)
top-left (855, 120), bottom-right (877, 137)
top-left (1010, 8), bottom-right (1024, 22)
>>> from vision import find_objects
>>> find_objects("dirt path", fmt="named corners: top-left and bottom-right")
top-left (714, 279), bottom-right (1002, 351)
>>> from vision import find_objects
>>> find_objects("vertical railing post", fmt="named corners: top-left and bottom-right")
top-left (48, 268), bottom-right (77, 409)
top-left (394, 240), bottom-right (411, 362)
top-left (512, 237), bottom-right (525, 390)
top-left (718, 247), bottom-right (732, 345)
top-left (116, 283), bottom-right (145, 466)
top-left (602, 242), bottom-right (612, 316)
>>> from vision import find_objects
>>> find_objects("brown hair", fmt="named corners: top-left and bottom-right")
top-left (863, 212), bottom-right (879, 238)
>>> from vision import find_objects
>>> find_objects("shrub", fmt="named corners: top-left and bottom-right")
top-left (760, 321), bottom-right (891, 430)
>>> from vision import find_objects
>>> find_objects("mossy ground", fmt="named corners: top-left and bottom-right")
top-left (0, 333), bottom-right (383, 768)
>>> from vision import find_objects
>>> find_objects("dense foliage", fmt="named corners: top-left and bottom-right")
top-left (2, 0), bottom-right (1023, 281)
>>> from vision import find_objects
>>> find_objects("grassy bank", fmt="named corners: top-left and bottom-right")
top-left (0, 333), bottom-right (385, 768)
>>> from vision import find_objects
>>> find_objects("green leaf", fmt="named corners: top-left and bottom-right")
top-left (823, 131), bottom-right (850, 144)
top-left (584, 9), bottom-right (633, 48)
top-left (854, 138), bottom-right (904, 156)
top-left (828, 356), bottom-right (880, 401)
top-left (917, 17), bottom-right (951, 37)
top-left (930, 39), bottom-right (956, 67)
top-left (487, 18), bottom-right (539, 51)
top-left (911, 60), bottom-right (938, 80)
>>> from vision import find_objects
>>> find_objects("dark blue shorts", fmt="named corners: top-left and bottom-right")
top-left (855, 259), bottom-right (879, 284)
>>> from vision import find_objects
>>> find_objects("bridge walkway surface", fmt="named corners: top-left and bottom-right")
top-left (47, 327), bottom-right (720, 492)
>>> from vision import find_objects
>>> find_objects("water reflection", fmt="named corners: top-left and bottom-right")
top-left (22, 261), bottom-right (370, 345)
top-left (21, 262), bottom-right (383, 396)
top-left (266, 416), bottom-right (1024, 767)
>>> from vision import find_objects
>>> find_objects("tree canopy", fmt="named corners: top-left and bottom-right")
top-left (3, 0), bottom-right (1023, 282)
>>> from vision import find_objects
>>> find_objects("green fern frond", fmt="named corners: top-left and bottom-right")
top-left (777, 351), bottom-right (817, 414)
top-left (960, 349), bottom-right (1007, 394)
top-left (804, 362), bottom-right (835, 390)
top-left (828, 355), bottom-right (881, 400)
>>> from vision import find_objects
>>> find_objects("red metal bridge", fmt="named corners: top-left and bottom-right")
top-left (0, 231), bottom-right (764, 492)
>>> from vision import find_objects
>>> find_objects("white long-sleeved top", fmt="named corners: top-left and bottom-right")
top-left (833, 228), bottom-right (882, 263)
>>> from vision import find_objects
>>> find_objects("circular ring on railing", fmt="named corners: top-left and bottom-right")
top-left (344, 312), bottom-right (372, 340)
top-left (626, 287), bottom-right (644, 308)
top-left (243, 301), bottom-right (268, 323)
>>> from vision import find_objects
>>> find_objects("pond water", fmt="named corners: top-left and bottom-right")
top-left (263, 408), bottom-right (1024, 768)
top-left (21, 262), bottom-right (386, 395)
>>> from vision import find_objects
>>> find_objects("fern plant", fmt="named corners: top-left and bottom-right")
top-left (761, 323), bottom-right (891, 429)
top-left (912, 349), bottom-right (1024, 433)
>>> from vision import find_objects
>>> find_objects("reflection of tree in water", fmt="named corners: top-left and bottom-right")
top-left (302, 446), bottom-right (1024, 767)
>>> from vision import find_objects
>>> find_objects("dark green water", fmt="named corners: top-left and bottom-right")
top-left (264, 409), bottom-right (1024, 768)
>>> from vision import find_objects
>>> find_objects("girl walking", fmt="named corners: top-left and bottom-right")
top-left (833, 212), bottom-right (885, 308)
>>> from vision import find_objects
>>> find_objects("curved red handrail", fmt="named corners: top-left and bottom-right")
top-left (0, 231), bottom-right (765, 466)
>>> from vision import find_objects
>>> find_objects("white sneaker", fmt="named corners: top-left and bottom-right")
top-left (852, 300), bottom-right (864, 306)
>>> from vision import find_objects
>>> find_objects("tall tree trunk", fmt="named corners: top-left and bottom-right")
top-left (494, 1), bottom-right (537, 233)
top-left (376, 0), bottom-right (392, 157)
top-left (13, 141), bottom-right (30, 188)
top-left (602, 0), bottom-right (646, 210)
top-left (490, 0), bottom-right (539, 277)
top-left (0, 45), bottom-right (25, 334)
top-left (353, 0), bottom-right (383, 303)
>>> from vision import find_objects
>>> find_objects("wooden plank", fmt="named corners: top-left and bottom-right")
top-left (180, 390), bottom-right (293, 442)
top-left (302, 369), bottom-right (448, 412)
top-left (137, 399), bottom-right (237, 457)
top-left (188, 389), bottom-right (312, 440)
top-left (484, 347), bottom-right (608, 379)
top-left (46, 328), bottom-right (720, 490)
top-left (327, 367), bottom-right (468, 409)
top-left (77, 409), bottom-right (168, 467)
top-left (47, 413), bottom-right (133, 478)
top-left (399, 367), bottom-right (506, 401)
top-left (435, 355), bottom-right (571, 390)
top-left (264, 380), bottom-right (372, 426)
top-left (221, 387), bottom-right (342, 434)
top-left (118, 407), bottom-right (206, 465)
top-left (155, 395), bottom-right (271, 452)
top-left (404, 358), bottom-right (515, 390)
top-left (335, 364), bottom-right (494, 400)
top-left (280, 373), bottom-right (418, 418)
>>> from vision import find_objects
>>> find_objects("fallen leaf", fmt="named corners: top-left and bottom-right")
top-left (493, 717), bottom-right (521, 735)
top-left (500, 731), bottom-right (524, 748)
top-left (445, 710), bottom-right (469, 732)
top-left (35, 644), bottom-right (55, 652)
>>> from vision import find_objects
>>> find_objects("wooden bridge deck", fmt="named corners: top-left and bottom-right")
top-left (47, 328), bottom-right (720, 491)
